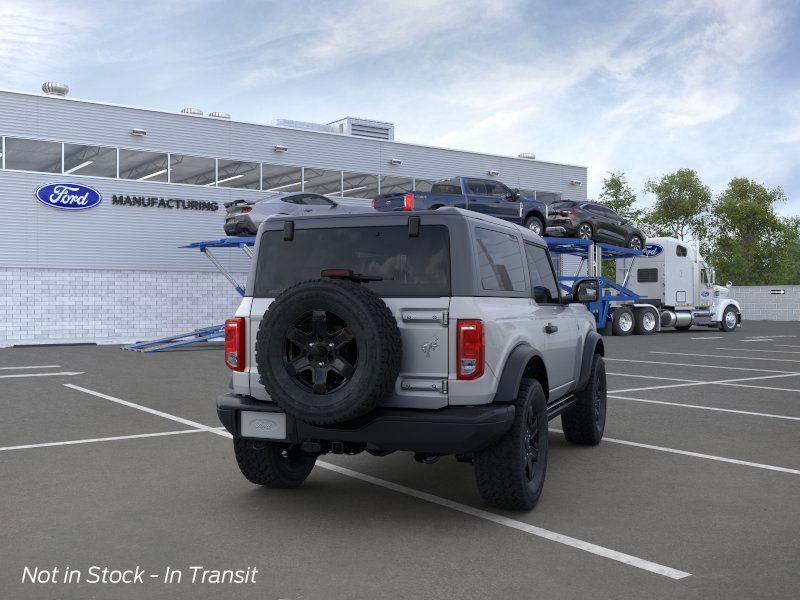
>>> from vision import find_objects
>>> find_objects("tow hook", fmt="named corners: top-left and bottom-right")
top-left (414, 452), bottom-right (441, 465)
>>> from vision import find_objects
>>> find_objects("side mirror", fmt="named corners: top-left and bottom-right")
top-left (573, 279), bottom-right (599, 303)
top-left (726, 281), bottom-right (732, 288)
top-left (505, 192), bottom-right (519, 201)
top-left (329, 201), bottom-right (338, 208)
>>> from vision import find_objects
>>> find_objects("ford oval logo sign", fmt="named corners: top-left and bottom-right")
top-left (642, 244), bottom-right (663, 257)
top-left (35, 183), bottom-right (102, 210)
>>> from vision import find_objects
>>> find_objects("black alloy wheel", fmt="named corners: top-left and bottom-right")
top-left (523, 409), bottom-right (540, 482)
top-left (284, 309), bottom-right (357, 395)
top-left (577, 223), bottom-right (593, 240)
top-left (628, 235), bottom-right (644, 251)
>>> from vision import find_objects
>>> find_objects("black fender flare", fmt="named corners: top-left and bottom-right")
top-left (523, 210), bottom-right (546, 227)
top-left (493, 343), bottom-right (547, 404)
top-left (577, 331), bottom-right (604, 391)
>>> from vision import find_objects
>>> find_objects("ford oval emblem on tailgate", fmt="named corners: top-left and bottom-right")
top-left (35, 183), bottom-right (102, 210)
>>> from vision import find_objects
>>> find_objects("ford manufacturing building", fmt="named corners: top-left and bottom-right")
top-left (0, 85), bottom-right (587, 347)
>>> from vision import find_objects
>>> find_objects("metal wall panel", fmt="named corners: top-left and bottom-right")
top-left (0, 89), bottom-right (588, 272)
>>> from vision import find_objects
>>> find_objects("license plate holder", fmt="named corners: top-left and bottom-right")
top-left (240, 411), bottom-right (287, 440)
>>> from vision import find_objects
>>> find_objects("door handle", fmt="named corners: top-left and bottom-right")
top-left (545, 323), bottom-right (558, 334)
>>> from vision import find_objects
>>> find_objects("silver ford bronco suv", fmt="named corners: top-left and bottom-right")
top-left (217, 208), bottom-right (606, 510)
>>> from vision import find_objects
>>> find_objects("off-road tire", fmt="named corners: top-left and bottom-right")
top-left (633, 307), bottom-right (657, 335)
top-left (474, 379), bottom-right (548, 510)
top-left (524, 216), bottom-right (545, 236)
top-left (561, 354), bottom-right (606, 445)
top-left (234, 438), bottom-right (316, 488)
top-left (611, 307), bottom-right (634, 336)
top-left (256, 279), bottom-right (401, 425)
top-left (719, 306), bottom-right (738, 332)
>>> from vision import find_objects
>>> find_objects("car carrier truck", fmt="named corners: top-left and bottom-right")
top-left (613, 236), bottom-right (742, 334)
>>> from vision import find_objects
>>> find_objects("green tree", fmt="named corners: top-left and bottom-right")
top-left (642, 169), bottom-right (711, 241)
top-left (598, 171), bottom-right (643, 226)
top-left (705, 177), bottom-right (789, 285)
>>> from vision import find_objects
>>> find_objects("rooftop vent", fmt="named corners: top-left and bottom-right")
top-left (518, 152), bottom-right (536, 160)
top-left (328, 117), bottom-right (395, 141)
top-left (269, 119), bottom-right (337, 134)
top-left (209, 111), bottom-right (230, 119)
top-left (180, 107), bottom-right (203, 116)
top-left (42, 82), bottom-right (69, 97)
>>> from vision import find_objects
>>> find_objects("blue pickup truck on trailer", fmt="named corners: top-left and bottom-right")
top-left (372, 176), bottom-right (548, 235)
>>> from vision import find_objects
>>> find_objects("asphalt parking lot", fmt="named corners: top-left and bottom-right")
top-left (2, 321), bottom-right (799, 599)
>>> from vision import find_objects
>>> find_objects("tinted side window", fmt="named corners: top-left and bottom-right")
top-left (638, 268), bottom-right (658, 283)
top-left (524, 244), bottom-right (561, 304)
top-left (677, 245), bottom-right (688, 257)
top-left (466, 179), bottom-right (489, 195)
top-left (474, 228), bottom-right (526, 292)
top-left (430, 180), bottom-right (462, 194)
top-left (287, 193), bottom-right (333, 206)
top-left (485, 181), bottom-right (511, 197)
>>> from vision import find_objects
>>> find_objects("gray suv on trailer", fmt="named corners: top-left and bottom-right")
top-left (217, 208), bottom-right (606, 510)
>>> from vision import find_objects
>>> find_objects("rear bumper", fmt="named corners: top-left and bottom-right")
top-left (217, 393), bottom-right (515, 454)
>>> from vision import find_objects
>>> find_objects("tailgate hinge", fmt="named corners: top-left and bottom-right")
top-left (441, 310), bottom-right (449, 326)
top-left (440, 380), bottom-right (449, 395)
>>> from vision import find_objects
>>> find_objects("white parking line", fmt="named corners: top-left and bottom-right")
top-left (690, 336), bottom-right (723, 340)
top-left (64, 384), bottom-right (227, 435)
top-left (651, 351), bottom-right (800, 364)
top-left (63, 384), bottom-right (690, 580)
top-left (607, 372), bottom-right (701, 383)
top-left (740, 339), bottom-right (773, 343)
top-left (776, 345), bottom-right (800, 349)
top-left (606, 358), bottom-right (797, 374)
top-left (0, 365), bottom-right (61, 370)
top-left (317, 461), bottom-right (691, 579)
top-left (716, 348), bottom-right (800, 354)
top-left (609, 372), bottom-right (800, 394)
top-left (0, 429), bottom-right (204, 452)
top-left (609, 395), bottom-right (800, 422)
top-left (0, 371), bottom-right (84, 379)
top-left (550, 428), bottom-right (800, 476)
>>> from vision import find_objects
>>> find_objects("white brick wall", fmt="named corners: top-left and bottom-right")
top-left (0, 268), bottom-right (245, 347)
top-left (730, 286), bottom-right (800, 322)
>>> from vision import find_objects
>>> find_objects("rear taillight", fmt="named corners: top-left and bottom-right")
top-left (225, 318), bottom-right (245, 371)
top-left (402, 193), bottom-right (414, 210)
top-left (240, 207), bottom-right (252, 213)
top-left (371, 198), bottom-right (377, 209)
top-left (457, 319), bottom-right (484, 380)
top-left (560, 209), bottom-right (577, 215)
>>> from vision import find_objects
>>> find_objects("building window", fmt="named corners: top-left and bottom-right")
top-left (379, 175), bottom-right (413, 195)
top-left (341, 171), bottom-right (378, 198)
top-left (217, 159), bottom-right (260, 189)
top-left (170, 154), bottom-right (216, 186)
top-left (414, 178), bottom-right (436, 192)
top-left (474, 227), bottom-right (526, 292)
top-left (63, 144), bottom-right (117, 177)
top-left (4, 138), bottom-right (61, 173)
top-left (304, 168), bottom-right (342, 196)
top-left (262, 164), bottom-right (302, 193)
top-left (119, 149), bottom-right (169, 182)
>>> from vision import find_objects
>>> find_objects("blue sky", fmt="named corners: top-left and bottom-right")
top-left (2, 0), bottom-right (799, 213)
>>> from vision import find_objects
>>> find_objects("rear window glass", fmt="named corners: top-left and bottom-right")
top-left (430, 180), bottom-right (462, 194)
top-left (254, 225), bottom-right (450, 297)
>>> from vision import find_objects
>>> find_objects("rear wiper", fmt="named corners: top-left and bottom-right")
top-left (321, 269), bottom-right (384, 283)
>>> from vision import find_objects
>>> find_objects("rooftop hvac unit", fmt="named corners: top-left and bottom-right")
top-left (42, 82), bottom-right (69, 96)
top-left (328, 117), bottom-right (395, 141)
top-left (209, 111), bottom-right (230, 119)
top-left (181, 107), bottom-right (204, 116)
top-left (269, 119), bottom-right (337, 134)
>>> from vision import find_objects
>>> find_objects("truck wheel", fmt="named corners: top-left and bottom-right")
top-left (561, 354), bottom-right (606, 445)
top-left (719, 306), bottom-right (738, 332)
top-left (473, 379), bottom-right (548, 510)
top-left (524, 216), bottom-right (544, 236)
top-left (256, 279), bottom-right (401, 425)
top-left (611, 307), bottom-right (634, 336)
top-left (234, 438), bottom-right (316, 488)
top-left (633, 308), bottom-right (657, 335)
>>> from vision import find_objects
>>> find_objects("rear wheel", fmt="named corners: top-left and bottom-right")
top-left (474, 379), bottom-right (548, 510)
top-left (720, 307), bottom-right (738, 332)
top-left (562, 354), bottom-right (606, 445)
top-left (611, 307), bottom-right (634, 336)
top-left (576, 222), bottom-right (593, 240)
top-left (634, 308), bottom-right (657, 335)
top-left (524, 216), bottom-right (544, 236)
top-left (234, 439), bottom-right (317, 488)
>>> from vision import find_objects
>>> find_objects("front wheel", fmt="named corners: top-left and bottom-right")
top-left (611, 307), bottom-right (634, 336)
top-left (474, 379), bottom-right (548, 510)
top-left (634, 308), bottom-right (657, 335)
top-left (576, 222), bottom-right (593, 240)
top-left (627, 235), bottom-right (644, 251)
top-left (719, 307), bottom-right (738, 332)
top-left (524, 216), bottom-right (544, 236)
top-left (234, 438), bottom-right (317, 488)
top-left (562, 354), bottom-right (606, 445)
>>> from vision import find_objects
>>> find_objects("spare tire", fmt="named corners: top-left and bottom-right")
top-left (256, 279), bottom-right (401, 425)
